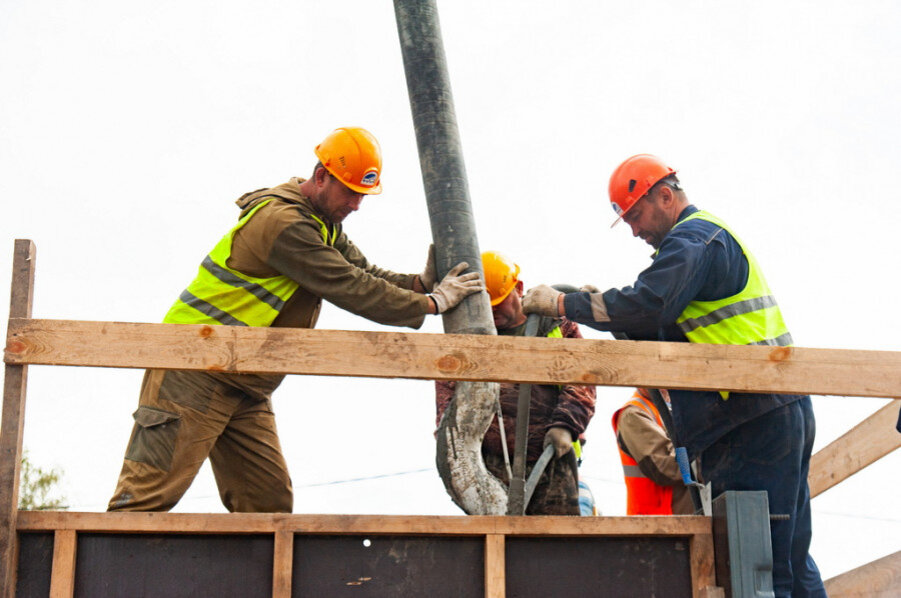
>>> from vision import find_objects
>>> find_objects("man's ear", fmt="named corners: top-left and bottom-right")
top-left (314, 165), bottom-right (329, 186)
top-left (658, 184), bottom-right (674, 206)
top-left (514, 279), bottom-right (524, 296)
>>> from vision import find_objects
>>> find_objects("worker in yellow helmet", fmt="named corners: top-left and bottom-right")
top-left (108, 127), bottom-right (483, 514)
top-left (435, 251), bottom-right (596, 515)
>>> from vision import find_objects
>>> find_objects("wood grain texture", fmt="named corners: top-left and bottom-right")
top-left (0, 240), bottom-right (35, 598)
top-left (824, 550), bottom-right (900, 597)
top-left (272, 530), bottom-right (293, 598)
top-left (7, 318), bottom-right (901, 398)
top-left (809, 400), bottom-right (901, 497)
top-left (484, 534), bottom-right (505, 598)
top-left (49, 529), bottom-right (76, 598)
top-left (17, 511), bottom-right (712, 537)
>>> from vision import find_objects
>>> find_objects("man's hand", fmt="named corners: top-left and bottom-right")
top-left (579, 284), bottom-right (600, 293)
top-left (416, 244), bottom-right (437, 293)
top-left (522, 284), bottom-right (562, 317)
top-left (543, 426), bottom-right (573, 458)
top-left (430, 262), bottom-right (483, 313)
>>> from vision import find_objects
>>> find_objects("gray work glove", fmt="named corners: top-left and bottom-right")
top-left (430, 262), bottom-right (483, 313)
top-left (522, 284), bottom-right (563, 317)
top-left (579, 284), bottom-right (600, 293)
top-left (543, 426), bottom-right (573, 458)
top-left (417, 244), bottom-right (437, 292)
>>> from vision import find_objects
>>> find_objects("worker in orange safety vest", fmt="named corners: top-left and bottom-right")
top-left (612, 388), bottom-right (693, 515)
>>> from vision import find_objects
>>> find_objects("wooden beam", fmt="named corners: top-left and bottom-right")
top-left (823, 550), bottom-right (900, 597)
top-left (689, 531), bottom-right (718, 598)
top-left (6, 318), bottom-right (901, 398)
top-left (484, 534), bottom-right (505, 598)
top-left (809, 400), bottom-right (901, 498)
top-left (272, 530), bottom-right (293, 598)
top-left (49, 529), bottom-right (76, 598)
top-left (0, 240), bottom-right (35, 598)
top-left (17, 511), bottom-right (712, 537)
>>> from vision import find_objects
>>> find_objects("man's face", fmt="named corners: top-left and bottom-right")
top-left (622, 188), bottom-right (672, 249)
top-left (312, 170), bottom-right (364, 223)
top-left (492, 281), bottom-right (527, 330)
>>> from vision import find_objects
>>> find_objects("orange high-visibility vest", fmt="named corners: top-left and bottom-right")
top-left (611, 389), bottom-right (673, 515)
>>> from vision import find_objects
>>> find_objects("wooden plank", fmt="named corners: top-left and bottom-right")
top-left (823, 550), bottom-right (900, 597)
top-left (49, 529), bottom-right (76, 598)
top-left (0, 239), bottom-right (36, 598)
top-left (484, 534), bottom-right (504, 598)
top-left (272, 530), bottom-right (293, 598)
top-left (809, 400), bottom-right (901, 498)
top-left (689, 530), bottom-right (719, 598)
top-left (7, 318), bottom-right (901, 399)
top-left (17, 511), bottom-right (712, 537)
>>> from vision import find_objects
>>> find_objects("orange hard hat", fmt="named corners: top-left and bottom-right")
top-left (314, 127), bottom-right (383, 194)
top-left (608, 154), bottom-right (676, 227)
top-left (481, 251), bottom-right (520, 306)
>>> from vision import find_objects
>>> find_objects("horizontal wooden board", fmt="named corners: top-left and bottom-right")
top-left (6, 319), bottom-right (901, 398)
top-left (17, 512), bottom-right (711, 537)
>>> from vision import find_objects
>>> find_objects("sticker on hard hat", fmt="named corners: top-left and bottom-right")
top-left (361, 169), bottom-right (379, 187)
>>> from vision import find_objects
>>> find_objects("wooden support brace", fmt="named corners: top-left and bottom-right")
top-left (484, 534), bottom-right (505, 598)
top-left (49, 529), bottom-right (77, 598)
top-left (0, 240), bottom-right (35, 598)
top-left (809, 399), bottom-right (901, 498)
top-left (823, 550), bottom-right (900, 597)
top-left (272, 530), bottom-right (293, 598)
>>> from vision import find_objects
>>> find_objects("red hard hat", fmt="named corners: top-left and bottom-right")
top-left (609, 154), bottom-right (676, 227)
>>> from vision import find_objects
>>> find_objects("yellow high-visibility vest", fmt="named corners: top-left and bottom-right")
top-left (674, 211), bottom-right (792, 347)
top-left (163, 199), bottom-right (336, 327)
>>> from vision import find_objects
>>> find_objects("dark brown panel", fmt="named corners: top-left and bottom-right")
top-left (15, 532), bottom-right (53, 598)
top-left (506, 537), bottom-right (693, 598)
top-left (73, 533), bottom-right (273, 597)
top-left (292, 535), bottom-right (483, 597)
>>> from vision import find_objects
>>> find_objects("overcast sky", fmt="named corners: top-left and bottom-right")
top-left (1, 0), bottom-right (899, 580)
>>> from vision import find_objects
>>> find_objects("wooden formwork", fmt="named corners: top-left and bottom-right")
top-left (3, 239), bottom-right (900, 597)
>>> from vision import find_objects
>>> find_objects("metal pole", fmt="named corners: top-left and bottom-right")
top-left (393, 0), bottom-right (493, 335)
top-left (395, 0), bottom-right (505, 514)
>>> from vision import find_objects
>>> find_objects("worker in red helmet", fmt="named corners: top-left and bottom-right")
top-left (435, 251), bottom-right (596, 515)
top-left (523, 155), bottom-right (825, 597)
top-left (108, 127), bottom-right (483, 514)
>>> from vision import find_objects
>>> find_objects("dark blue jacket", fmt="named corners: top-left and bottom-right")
top-left (563, 205), bottom-right (801, 457)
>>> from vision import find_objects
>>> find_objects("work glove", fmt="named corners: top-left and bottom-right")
top-left (417, 244), bottom-right (437, 292)
top-left (522, 284), bottom-right (563, 317)
top-left (579, 284), bottom-right (600, 293)
top-left (430, 262), bottom-right (483, 313)
top-left (543, 426), bottom-right (573, 459)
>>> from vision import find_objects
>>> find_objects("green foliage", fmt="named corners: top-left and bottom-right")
top-left (18, 449), bottom-right (68, 511)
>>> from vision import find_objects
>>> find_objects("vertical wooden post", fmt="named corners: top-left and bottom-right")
top-left (0, 239), bottom-right (36, 597)
top-left (49, 529), bottom-right (77, 598)
top-left (272, 530), bottom-right (293, 598)
top-left (484, 534), bottom-right (505, 598)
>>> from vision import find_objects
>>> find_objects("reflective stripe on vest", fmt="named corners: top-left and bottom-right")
top-left (163, 199), bottom-right (337, 327)
top-left (673, 211), bottom-right (793, 347)
top-left (611, 389), bottom-right (673, 515)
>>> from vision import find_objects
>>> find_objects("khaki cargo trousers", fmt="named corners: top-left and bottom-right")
top-left (108, 369), bottom-right (293, 513)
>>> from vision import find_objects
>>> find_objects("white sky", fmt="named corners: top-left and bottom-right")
top-left (1, 0), bottom-right (899, 581)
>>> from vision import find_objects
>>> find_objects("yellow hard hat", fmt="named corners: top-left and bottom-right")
top-left (314, 127), bottom-right (383, 194)
top-left (482, 251), bottom-right (520, 306)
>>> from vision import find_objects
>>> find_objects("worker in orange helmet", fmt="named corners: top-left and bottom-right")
top-left (523, 155), bottom-right (825, 597)
top-left (435, 251), bottom-right (596, 515)
top-left (108, 127), bottom-right (483, 514)
top-left (612, 388), bottom-right (692, 515)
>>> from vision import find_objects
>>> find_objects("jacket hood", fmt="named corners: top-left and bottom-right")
top-left (235, 177), bottom-right (314, 219)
